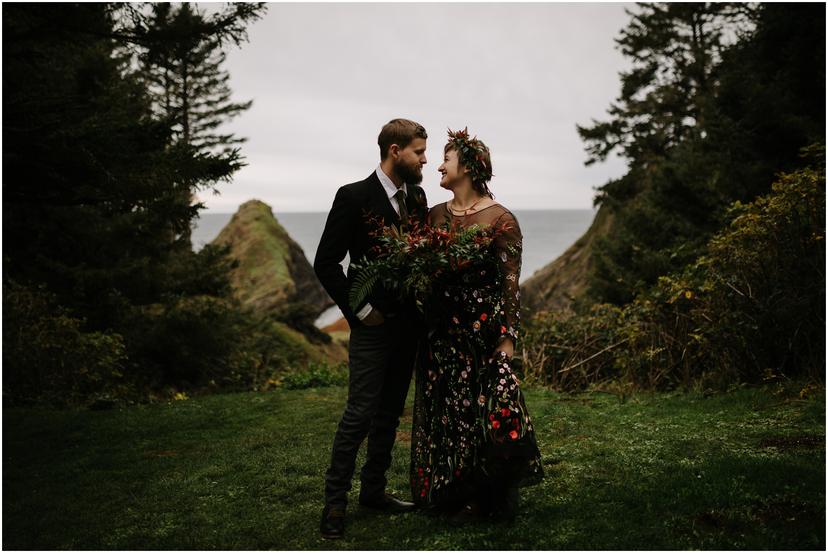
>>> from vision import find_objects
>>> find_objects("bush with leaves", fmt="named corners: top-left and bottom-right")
top-left (522, 304), bottom-right (626, 389)
top-left (279, 362), bottom-right (348, 390)
top-left (679, 152), bottom-right (825, 383)
top-left (523, 150), bottom-right (825, 390)
top-left (2, 5), bottom-right (274, 404)
top-left (3, 281), bottom-right (129, 406)
top-left (273, 302), bottom-right (332, 345)
top-left (580, 4), bottom-right (824, 305)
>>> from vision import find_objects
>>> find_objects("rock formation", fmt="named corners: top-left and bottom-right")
top-left (211, 199), bottom-right (333, 318)
top-left (520, 206), bottom-right (613, 316)
top-left (210, 200), bottom-right (346, 364)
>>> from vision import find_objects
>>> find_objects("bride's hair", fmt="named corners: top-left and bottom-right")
top-left (445, 128), bottom-right (494, 199)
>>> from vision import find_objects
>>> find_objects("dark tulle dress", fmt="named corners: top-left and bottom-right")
top-left (410, 202), bottom-right (543, 514)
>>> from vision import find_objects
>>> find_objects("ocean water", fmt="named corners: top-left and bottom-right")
top-left (192, 209), bottom-right (596, 326)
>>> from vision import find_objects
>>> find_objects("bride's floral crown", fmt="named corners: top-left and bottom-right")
top-left (447, 127), bottom-right (493, 185)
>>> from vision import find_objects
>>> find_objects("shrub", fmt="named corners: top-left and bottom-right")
top-left (122, 294), bottom-right (249, 388)
top-left (522, 304), bottom-right (627, 389)
top-left (273, 301), bottom-right (332, 345)
top-left (3, 280), bottom-right (128, 406)
top-left (675, 152), bottom-right (825, 384)
top-left (280, 361), bottom-right (348, 390)
top-left (523, 148), bottom-right (825, 390)
top-left (121, 297), bottom-right (320, 392)
top-left (226, 314), bottom-right (317, 392)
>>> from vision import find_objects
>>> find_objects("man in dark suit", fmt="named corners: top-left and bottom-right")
top-left (314, 118), bottom-right (429, 539)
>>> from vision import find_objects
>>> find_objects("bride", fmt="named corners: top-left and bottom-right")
top-left (410, 128), bottom-right (543, 522)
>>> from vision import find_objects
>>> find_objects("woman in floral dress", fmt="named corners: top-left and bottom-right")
top-left (410, 129), bottom-right (543, 521)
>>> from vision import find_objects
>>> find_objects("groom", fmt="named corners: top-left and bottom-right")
top-left (314, 118), bottom-right (429, 539)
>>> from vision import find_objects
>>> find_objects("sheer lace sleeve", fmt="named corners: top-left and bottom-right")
top-left (493, 210), bottom-right (522, 343)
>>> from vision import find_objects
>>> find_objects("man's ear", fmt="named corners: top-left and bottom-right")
top-left (388, 144), bottom-right (400, 159)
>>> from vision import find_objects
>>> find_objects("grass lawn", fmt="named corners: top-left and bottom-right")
top-left (3, 383), bottom-right (824, 550)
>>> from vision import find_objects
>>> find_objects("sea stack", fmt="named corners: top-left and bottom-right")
top-left (211, 199), bottom-right (333, 318)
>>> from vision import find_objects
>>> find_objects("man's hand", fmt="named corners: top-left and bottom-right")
top-left (494, 337), bottom-right (514, 359)
top-left (361, 308), bottom-right (385, 326)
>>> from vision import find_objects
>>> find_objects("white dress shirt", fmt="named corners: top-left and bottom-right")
top-left (375, 165), bottom-right (408, 216)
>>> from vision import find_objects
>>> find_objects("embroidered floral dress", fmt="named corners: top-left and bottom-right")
top-left (410, 202), bottom-right (543, 511)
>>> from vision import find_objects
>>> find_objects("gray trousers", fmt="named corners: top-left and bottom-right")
top-left (323, 316), bottom-right (417, 508)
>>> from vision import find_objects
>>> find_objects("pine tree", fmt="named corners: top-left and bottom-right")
top-left (136, 2), bottom-right (264, 244)
top-left (574, 3), bottom-right (824, 305)
top-left (2, 3), bottom-right (267, 400)
top-left (574, 3), bottom-right (757, 303)
top-left (577, 2), bottom-right (755, 168)
top-left (141, 2), bottom-right (257, 153)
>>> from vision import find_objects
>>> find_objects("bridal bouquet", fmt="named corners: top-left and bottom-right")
top-left (349, 218), bottom-right (507, 313)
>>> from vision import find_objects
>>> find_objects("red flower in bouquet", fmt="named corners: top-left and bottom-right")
top-left (349, 217), bottom-right (505, 314)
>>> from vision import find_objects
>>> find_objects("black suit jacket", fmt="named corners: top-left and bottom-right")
top-left (314, 171), bottom-right (429, 327)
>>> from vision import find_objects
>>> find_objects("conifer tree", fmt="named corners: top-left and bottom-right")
top-left (574, 3), bottom-right (823, 305)
top-left (141, 3), bottom-right (257, 153)
top-left (574, 3), bottom-right (757, 303)
top-left (3, 3), bottom-right (268, 400)
top-left (136, 3), bottom-right (264, 244)
top-left (577, 2), bottom-right (755, 168)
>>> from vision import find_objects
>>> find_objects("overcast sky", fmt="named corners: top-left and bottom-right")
top-left (197, 2), bottom-right (634, 213)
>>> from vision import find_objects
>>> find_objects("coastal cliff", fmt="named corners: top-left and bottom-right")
top-left (520, 206), bottom-right (613, 316)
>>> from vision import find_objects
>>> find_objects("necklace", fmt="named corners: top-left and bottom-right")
top-left (448, 196), bottom-right (486, 216)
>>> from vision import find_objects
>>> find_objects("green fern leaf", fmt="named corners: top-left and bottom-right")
top-left (349, 266), bottom-right (380, 312)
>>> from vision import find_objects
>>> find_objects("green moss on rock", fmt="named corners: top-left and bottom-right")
top-left (211, 199), bottom-right (332, 317)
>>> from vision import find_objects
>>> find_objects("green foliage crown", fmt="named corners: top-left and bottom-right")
top-left (447, 127), bottom-right (492, 185)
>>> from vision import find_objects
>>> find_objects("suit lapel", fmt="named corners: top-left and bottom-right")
top-left (365, 172), bottom-right (429, 227)
top-left (366, 171), bottom-right (400, 226)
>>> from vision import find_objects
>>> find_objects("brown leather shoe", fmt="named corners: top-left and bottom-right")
top-left (320, 505), bottom-right (346, 539)
top-left (358, 492), bottom-right (416, 513)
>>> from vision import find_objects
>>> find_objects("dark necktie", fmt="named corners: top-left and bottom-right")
top-left (394, 189), bottom-right (408, 224)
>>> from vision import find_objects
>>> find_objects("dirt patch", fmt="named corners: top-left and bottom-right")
top-left (322, 317), bottom-right (350, 333)
top-left (396, 431), bottom-right (411, 443)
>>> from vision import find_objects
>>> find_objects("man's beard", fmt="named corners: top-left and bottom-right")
top-left (395, 159), bottom-right (423, 185)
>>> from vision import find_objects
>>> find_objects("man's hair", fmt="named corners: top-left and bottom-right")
top-left (378, 119), bottom-right (427, 160)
